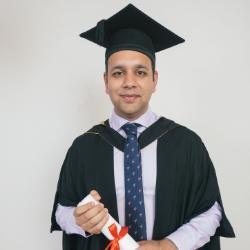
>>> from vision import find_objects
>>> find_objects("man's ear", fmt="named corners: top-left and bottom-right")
top-left (103, 72), bottom-right (109, 94)
top-left (153, 70), bottom-right (158, 92)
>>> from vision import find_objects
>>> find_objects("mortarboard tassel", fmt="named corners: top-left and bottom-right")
top-left (95, 19), bottom-right (106, 46)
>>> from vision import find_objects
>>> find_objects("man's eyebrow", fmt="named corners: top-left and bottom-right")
top-left (135, 64), bottom-right (149, 70)
top-left (110, 65), bottom-right (124, 71)
top-left (110, 64), bottom-right (149, 71)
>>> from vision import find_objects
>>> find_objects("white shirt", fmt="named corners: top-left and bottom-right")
top-left (55, 107), bottom-right (222, 250)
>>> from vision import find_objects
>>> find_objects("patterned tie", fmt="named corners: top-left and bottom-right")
top-left (121, 122), bottom-right (147, 241)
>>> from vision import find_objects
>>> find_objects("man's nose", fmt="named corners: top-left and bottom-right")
top-left (123, 73), bottom-right (136, 88)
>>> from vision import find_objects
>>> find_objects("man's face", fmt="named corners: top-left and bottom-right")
top-left (104, 50), bottom-right (158, 120)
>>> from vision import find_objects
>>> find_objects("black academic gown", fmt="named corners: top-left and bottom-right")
top-left (50, 117), bottom-right (235, 250)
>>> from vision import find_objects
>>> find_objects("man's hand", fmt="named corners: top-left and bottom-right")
top-left (73, 190), bottom-right (109, 234)
top-left (137, 239), bottom-right (178, 250)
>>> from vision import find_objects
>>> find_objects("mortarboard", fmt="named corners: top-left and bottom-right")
top-left (79, 4), bottom-right (185, 68)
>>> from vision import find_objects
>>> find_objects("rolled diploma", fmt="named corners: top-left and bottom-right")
top-left (78, 194), bottom-right (139, 250)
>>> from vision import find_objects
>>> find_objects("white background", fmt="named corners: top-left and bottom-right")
top-left (1, 0), bottom-right (249, 249)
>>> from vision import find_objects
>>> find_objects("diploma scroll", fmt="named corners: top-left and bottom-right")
top-left (78, 194), bottom-right (139, 250)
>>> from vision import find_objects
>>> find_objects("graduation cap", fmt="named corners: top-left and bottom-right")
top-left (80, 4), bottom-right (185, 69)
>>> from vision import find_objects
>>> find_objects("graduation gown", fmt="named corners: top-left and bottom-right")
top-left (50, 117), bottom-right (235, 250)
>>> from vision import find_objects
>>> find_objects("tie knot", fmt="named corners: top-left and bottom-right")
top-left (121, 123), bottom-right (141, 136)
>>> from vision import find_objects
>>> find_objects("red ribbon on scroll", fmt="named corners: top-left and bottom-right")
top-left (104, 223), bottom-right (128, 250)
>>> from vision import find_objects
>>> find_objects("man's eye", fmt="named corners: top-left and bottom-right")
top-left (137, 70), bottom-right (147, 76)
top-left (112, 71), bottom-right (123, 77)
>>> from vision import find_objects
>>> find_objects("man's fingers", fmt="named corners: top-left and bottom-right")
top-left (138, 241), bottom-right (147, 246)
top-left (79, 207), bottom-right (108, 233)
top-left (90, 190), bottom-right (101, 201)
top-left (84, 207), bottom-right (108, 229)
top-left (74, 190), bottom-right (101, 217)
top-left (74, 201), bottom-right (95, 217)
top-left (87, 212), bottom-right (109, 234)
top-left (76, 203), bottom-right (106, 226)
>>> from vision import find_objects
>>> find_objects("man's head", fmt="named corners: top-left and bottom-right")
top-left (104, 50), bottom-right (158, 120)
top-left (80, 4), bottom-right (185, 119)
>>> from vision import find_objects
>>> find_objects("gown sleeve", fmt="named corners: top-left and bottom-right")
top-left (184, 134), bottom-right (235, 238)
top-left (50, 140), bottom-right (81, 232)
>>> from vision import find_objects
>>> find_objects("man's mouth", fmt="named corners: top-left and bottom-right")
top-left (120, 94), bottom-right (140, 103)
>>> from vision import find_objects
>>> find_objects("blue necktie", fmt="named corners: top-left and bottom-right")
top-left (121, 123), bottom-right (147, 241)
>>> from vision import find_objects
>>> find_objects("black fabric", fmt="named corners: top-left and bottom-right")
top-left (105, 28), bottom-right (156, 66)
top-left (50, 117), bottom-right (235, 250)
top-left (79, 4), bottom-right (185, 65)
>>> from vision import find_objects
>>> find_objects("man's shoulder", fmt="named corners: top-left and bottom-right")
top-left (70, 120), bottom-right (108, 148)
top-left (161, 116), bottom-right (203, 144)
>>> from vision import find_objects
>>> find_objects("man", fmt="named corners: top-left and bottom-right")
top-left (50, 4), bottom-right (235, 250)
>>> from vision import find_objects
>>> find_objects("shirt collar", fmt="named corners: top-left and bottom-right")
top-left (109, 106), bottom-right (160, 132)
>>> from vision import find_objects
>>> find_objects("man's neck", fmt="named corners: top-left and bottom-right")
top-left (114, 106), bottom-right (149, 122)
